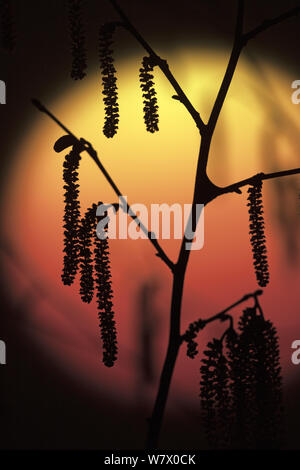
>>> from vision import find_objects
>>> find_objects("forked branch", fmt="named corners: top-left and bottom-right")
top-left (107, 0), bottom-right (206, 133)
top-left (32, 0), bottom-right (300, 450)
top-left (31, 99), bottom-right (175, 272)
top-left (182, 289), bottom-right (263, 344)
top-left (222, 168), bottom-right (300, 196)
top-left (204, 2), bottom-right (300, 171)
top-left (207, 0), bottom-right (245, 141)
top-left (181, 289), bottom-right (263, 359)
top-left (243, 5), bottom-right (300, 44)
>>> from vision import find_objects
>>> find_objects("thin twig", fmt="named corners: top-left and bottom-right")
top-left (243, 5), bottom-right (300, 44)
top-left (31, 99), bottom-right (175, 272)
top-left (107, 0), bottom-right (206, 133)
top-left (220, 322), bottom-right (234, 343)
top-left (221, 168), bottom-right (300, 195)
top-left (181, 289), bottom-right (262, 342)
top-left (254, 292), bottom-right (264, 319)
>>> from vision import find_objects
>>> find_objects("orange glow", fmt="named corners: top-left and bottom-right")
top-left (2, 47), bottom-right (300, 405)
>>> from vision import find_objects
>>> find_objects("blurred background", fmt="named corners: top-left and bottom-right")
top-left (0, 0), bottom-right (300, 449)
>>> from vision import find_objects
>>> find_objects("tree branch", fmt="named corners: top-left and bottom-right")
top-left (235, 0), bottom-right (245, 38)
top-left (31, 99), bottom-right (175, 273)
top-left (175, 1), bottom-right (245, 268)
top-left (204, 2), bottom-right (300, 172)
top-left (207, 0), bottom-right (245, 140)
top-left (243, 5), bottom-right (300, 44)
top-left (107, 0), bottom-right (206, 133)
top-left (221, 167), bottom-right (300, 196)
top-left (181, 289), bottom-right (262, 343)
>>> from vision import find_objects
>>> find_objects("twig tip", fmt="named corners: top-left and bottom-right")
top-left (31, 98), bottom-right (44, 112)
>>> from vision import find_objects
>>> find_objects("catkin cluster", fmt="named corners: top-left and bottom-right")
top-left (97, 30), bottom-right (161, 136)
top-left (247, 181), bottom-right (270, 287)
top-left (67, 0), bottom-right (87, 80)
top-left (231, 307), bottom-right (283, 449)
top-left (0, 0), bottom-right (15, 51)
top-left (78, 205), bottom-right (96, 303)
top-left (200, 339), bottom-right (231, 449)
top-left (62, 145), bottom-right (82, 286)
top-left (99, 23), bottom-right (119, 138)
top-left (139, 56), bottom-right (159, 133)
top-left (184, 319), bottom-right (206, 359)
top-left (59, 138), bottom-right (118, 367)
top-left (78, 202), bottom-right (118, 367)
top-left (94, 222), bottom-right (118, 367)
top-left (200, 305), bottom-right (283, 449)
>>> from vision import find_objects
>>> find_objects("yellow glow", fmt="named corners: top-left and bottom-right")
top-left (4, 46), bottom-right (300, 288)
top-left (2, 47), bottom-right (300, 398)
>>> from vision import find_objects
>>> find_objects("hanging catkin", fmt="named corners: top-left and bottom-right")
top-left (226, 313), bottom-right (257, 448)
top-left (99, 23), bottom-right (119, 138)
top-left (78, 206), bottom-right (96, 303)
top-left (200, 339), bottom-right (231, 449)
top-left (0, 0), bottom-right (15, 51)
top-left (55, 133), bottom-right (118, 367)
top-left (258, 317), bottom-right (283, 449)
top-left (247, 180), bottom-right (270, 287)
top-left (62, 145), bottom-right (82, 286)
top-left (226, 306), bottom-right (283, 449)
top-left (94, 203), bottom-right (118, 367)
top-left (67, 0), bottom-right (87, 80)
top-left (184, 318), bottom-right (206, 359)
top-left (79, 202), bottom-right (118, 367)
top-left (139, 56), bottom-right (159, 133)
top-left (239, 307), bottom-right (283, 449)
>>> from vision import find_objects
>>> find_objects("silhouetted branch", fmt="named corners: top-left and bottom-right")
top-left (145, 0), bottom-right (300, 446)
top-left (32, 1), bottom-right (299, 450)
top-left (182, 290), bottom-right (262, 358)
top-left (206, 0), bottom-right (245, 145)
top-left (222, 168), bottom-right (300, 195)
top-left (185, 289), bottom-right (262, 336)
top-left (107, 0), bottom-right (205, 133)
top-left (204, 2), bottom-right (300, 172)
top-left (254, 292), bottom-right (264, 319)
top-left (219, 322), bottom-right (234, 343)
top-left (243, 5), bottom-right (300, 44)
top-left (31, 99), bottom-right (175, 273)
